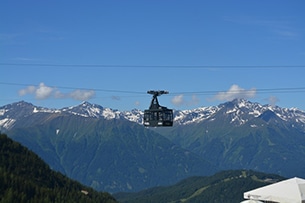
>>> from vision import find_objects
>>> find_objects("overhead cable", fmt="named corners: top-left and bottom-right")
top-left (1, 63), bottom-right (305, 69)
top-left (1, 82), bottom-right (305, 96)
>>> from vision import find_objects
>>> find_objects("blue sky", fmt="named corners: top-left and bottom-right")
top-left (1, 1), bottom-right (305, 111)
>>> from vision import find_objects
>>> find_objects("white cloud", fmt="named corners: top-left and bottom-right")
top-left (69, 90), bottom-right (95, 101)
top-left (190, 94), bottom-right (200, 105)
top-left (19, 83), bottom-right (54, 99)
top-left (267, 96), bottom-right (279, 107)
top-left (213, 84), bottom-right (256, 101)
top-left (171, 94), bottom-right (184, 106)
top-left (35, 83), bottom-right (54, 99)
top-left (19, 85), bottom-right (36, 96)
top-left (19, 83), bottom-right (95, 101)
top-left (54, 90), bottom-right (65, 99)
top-left (171, 94), bottom-right (200, 107)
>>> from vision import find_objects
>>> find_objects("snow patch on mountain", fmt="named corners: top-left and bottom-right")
top-left (230, 112), bottom-right (248, 124)
top-left (33, 107), bottom-right (60, 114)
top-left (123, 109), bottom-right (143, 123)
top-left (62, 101), bottom-right (104, 118)
top-left (248, 109), bottom-right (261, 117)
top-left (0, 109), bottom-right (7, 116)
top-left (102, 108), bottom-right (121, 120)
top-left (174, 106), bottom-right (219, 125)
top-left (60, 101), bottom-right (123, 120)
top-left (0, 118), bottom-right (16, 129)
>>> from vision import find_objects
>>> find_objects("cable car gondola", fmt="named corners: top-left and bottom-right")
top-left (144, 90), bottom-right (173, 127)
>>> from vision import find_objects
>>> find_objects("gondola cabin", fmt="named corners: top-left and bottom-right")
top-left (143, 90), bottom-right (173, 127)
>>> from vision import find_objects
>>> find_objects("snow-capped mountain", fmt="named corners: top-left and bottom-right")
top-left (1, 99), bottom-right (305, 131)
top-left (60, 101), bottom-right (144, 123)
top-left (0, 101), bottom-right (143, 131)
top-left (61, 101), bottom-right (121, 119)
top-left (175, 99), bottom-right (305, 129)
top-left (2, 99), bottom-right (305, 192)
top-left (0, 101), bottom-right (58, 130)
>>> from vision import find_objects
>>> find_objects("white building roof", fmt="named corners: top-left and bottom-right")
top-left (244, 177), bottom-right (305, 203)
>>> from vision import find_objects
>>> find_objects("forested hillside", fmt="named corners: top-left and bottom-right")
top-left (114, 170), bottom-right (284, 203)
top-left (0, 133), bottom-right (117, 203)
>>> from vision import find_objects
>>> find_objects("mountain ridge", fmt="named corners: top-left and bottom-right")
top-left (1, 99), bottom-right (305, 131)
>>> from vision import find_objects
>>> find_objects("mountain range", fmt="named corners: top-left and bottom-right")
top-left (1, 99), bottom-right (305, 193)
top-left (0, 101), bottom-right (215, 193)
top-left (158, 99), bottom-right (305, 177)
